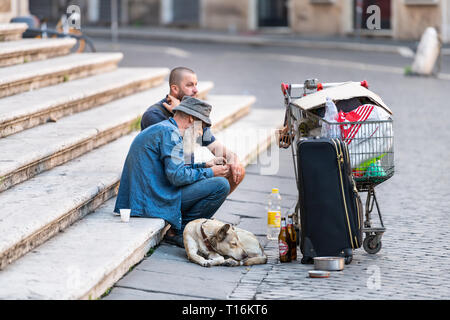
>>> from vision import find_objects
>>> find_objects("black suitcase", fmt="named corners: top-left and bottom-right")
top-left (296, 137), bottom-right (363, 264)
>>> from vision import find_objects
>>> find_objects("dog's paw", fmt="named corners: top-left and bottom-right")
top-left (222, 258), bottom-right (239, 267)
top-left (201, 260), bottom-right (212, 267)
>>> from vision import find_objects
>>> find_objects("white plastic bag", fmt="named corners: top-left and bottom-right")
top-left (321, 97), bottom-right (341, 138)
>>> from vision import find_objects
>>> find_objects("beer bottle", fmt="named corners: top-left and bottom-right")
top-left (278, 217), bottom-right (291, 263)
top-left (287, 214), bottom-right (297, 261)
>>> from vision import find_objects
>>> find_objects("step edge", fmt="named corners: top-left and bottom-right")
top-left (0, 179), bottom-right (121, 270)
top-left (0, 39), bottom-right (77, 57)
top-left (0, 57), bottom-right (122, 99)
top-left (0, 52), bottom-right (124, 86)
top-left (80, 221), bottom-right (168, 300)
top-left (0, 69), bottom-right (169, 137)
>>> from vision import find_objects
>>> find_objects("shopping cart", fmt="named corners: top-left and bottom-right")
top-left (279, 79), bottom-right (394, 254)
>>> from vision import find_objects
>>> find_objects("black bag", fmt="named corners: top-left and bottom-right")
top-left (296, 137), bottom-right (363, 264)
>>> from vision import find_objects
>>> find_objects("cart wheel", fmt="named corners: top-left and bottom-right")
top-left (342, 248), bottom-right (353, 264)
top-left (344, 255), bottom-right (353, 265)
top-left (363, 235), bottom-right (382, 254)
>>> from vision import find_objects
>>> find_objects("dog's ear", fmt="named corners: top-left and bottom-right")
top-left (216, 224), bottom-right (230, 242)
top-left (209, 237), bottom-right (217, 248)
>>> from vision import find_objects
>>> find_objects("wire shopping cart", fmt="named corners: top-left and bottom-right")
top-left (279, 79), bottom-right (394, 254)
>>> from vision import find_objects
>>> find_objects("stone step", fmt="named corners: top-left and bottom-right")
top-left (0, 81), bottom-right (214, 193)
top-left (0, 38), bottom-right (77, 67)
top-left (0, 23), bottom-right (27, 41)
top-left (0, 52), bottom-right (123, 99)
top-left (0, 93), bottom-right (253, 270)
top-left (0, 108), bottom-right (283, 300)
top-left (0, 195), bottom-right (166, 300)
top-left (0, 67), bottom-right (169, 138)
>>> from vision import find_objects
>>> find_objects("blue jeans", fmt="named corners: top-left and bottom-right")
top-left (176, 177), bottom-right (230, 234)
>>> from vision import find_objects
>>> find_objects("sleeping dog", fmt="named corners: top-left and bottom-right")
top-left (183, 218), bottom-right (267, 267)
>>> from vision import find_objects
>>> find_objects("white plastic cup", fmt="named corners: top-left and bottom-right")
top-left (120, 209), bottom-right (131, 223)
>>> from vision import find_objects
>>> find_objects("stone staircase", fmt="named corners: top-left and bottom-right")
top-left (0, 23), bottom-right (284, 299)
top-left (0, 23), bottom-right (27, 41)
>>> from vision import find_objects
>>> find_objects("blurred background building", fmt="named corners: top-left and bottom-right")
top-left (1, 0), bottom-right (449, 43)
top-left (0, 0), bottom-right (27, 22)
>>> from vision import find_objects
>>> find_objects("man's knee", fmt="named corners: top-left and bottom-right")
top-left (228, 165), bottom-right (245, 195)
top-left (214, 176), bottom-right (230, 196)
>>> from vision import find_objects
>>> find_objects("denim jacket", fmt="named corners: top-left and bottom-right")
top-left (114, 118), bottom-right (214, 229)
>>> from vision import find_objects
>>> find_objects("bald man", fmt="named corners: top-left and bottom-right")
top-left (141, 67), bottom-right (245, 194)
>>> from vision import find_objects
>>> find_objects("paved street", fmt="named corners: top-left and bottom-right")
top-left (97, 35), bottom-right (450, 300)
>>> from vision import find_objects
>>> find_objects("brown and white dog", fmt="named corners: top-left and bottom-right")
top-left (183, 218), bottom-right (267, 267)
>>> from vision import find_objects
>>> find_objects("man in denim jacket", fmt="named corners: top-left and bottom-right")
top-left (114, 97), bottom-right (230, 248)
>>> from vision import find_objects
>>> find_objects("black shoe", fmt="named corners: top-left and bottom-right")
top-left (164, 233), bottom-right (184, 248)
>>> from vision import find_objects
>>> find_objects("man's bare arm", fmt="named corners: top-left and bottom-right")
top-left (207, 141), bottom-right (236, 163)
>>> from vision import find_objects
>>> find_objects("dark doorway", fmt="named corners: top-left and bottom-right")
top-left (172, 0), bottom-right (200, 27)
top-left (98, 0), bottom-right (123, 25)
top-left (353, 0), bottom-right (391, 30)
top-left (29, 0), bottom-right (56, 22)
top-left (258, 0), bottom-right (288, 27)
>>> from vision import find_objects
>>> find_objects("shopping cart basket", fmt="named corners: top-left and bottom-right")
top-left (279, 79), bottom-right (394, 254)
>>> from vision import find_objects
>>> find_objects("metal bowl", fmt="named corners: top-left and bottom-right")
top-left (313, 256), bottom-right (345, 271)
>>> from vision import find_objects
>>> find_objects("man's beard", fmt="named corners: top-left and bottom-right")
top-left (182, 122), bottom-right (203, 160)
top-left (178, 90), bottom-right (195, 101)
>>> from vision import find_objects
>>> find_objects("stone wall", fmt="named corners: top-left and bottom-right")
top-left (0, 0), bottom-right (11, 13)
top-left (393, 2), bottom-right (442, 40)
top-left (0, 0), bottom-right (29, 23)
top-left (290, 0), bottom-right (346, 36)
top-left (128, 0), bottom-right (160, 26)
top-left (202, 0), bottom-right (249, 32)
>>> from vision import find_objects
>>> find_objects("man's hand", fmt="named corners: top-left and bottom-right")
top-left (229, 160), bottom-right (243, 184)
top-left (211, 165), bottom-right (231, 178)
top-left (206, 157), bottom-right (227, 168)
top-left (207, 141), bottom-right (242, 183)
top-left (162, 94), bottom-right (181, 112)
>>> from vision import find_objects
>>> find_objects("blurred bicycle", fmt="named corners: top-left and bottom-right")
top-left (10, 5), bottom-right (95, 53)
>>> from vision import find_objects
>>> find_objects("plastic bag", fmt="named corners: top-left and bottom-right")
top-left (320, 97), bottom-right (341, 138)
